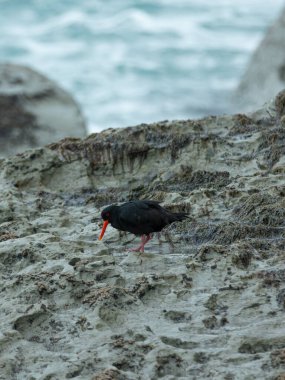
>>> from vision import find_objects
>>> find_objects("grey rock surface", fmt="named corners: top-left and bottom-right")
top-left (0, 63), bottom-right (86, 157)
top-left (0, 91), bottom-right (285, 379)
top-left (234, 7), bottom-right (285, 113)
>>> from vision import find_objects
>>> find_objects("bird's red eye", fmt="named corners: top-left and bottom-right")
top-left (101, 210), bottom-right (111, 220)
top-left (103, 212), bottom-right (110, 219)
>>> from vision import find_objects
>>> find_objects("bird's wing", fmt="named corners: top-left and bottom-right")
top-left (139, 200), bottom-right (161, 208)
top-left (118, 201), bottom-right (166, 234)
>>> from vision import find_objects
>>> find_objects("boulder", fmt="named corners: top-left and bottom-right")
top-left (0, 63), bottom-right (86, 157)
top-left (234, 7), bottom-right (285, 112)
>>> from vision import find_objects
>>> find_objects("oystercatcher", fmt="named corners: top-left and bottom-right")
top-left (98, 200), bottom-right (188, 252)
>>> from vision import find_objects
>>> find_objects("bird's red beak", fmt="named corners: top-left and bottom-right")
top-left (99, 220), bottom-right (109, 240)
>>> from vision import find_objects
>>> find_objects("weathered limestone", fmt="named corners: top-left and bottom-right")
top-left (0, 91), bottom-right (285, 379)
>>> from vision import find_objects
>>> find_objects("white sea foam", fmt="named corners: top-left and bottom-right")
top-left (0, 0), bottom-right (283, 131)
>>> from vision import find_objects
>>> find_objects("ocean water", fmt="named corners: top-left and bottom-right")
top-left (0, 0), bottom-right (284, 132)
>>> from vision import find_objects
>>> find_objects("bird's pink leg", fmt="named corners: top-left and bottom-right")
top-left (128, 234), bottom-right (152, 253)
top-left (143, 234), bottom-right (152, 246)
top-left (128, 235), bottom-right (147, 252)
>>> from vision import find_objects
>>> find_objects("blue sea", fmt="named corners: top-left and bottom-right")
top-left (0, 0), bottom-right (284, 132)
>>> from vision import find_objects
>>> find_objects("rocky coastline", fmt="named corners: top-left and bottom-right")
top-left (0, 89), bottom-right (285, 379)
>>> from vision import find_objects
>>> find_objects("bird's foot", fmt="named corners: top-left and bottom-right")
top-left (127, 245), bottom-right (144, 253)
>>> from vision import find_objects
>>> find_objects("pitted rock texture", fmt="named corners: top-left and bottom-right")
top-left (0, 91), bottom-right (285, 379)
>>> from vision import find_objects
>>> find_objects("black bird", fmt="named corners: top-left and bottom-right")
top-left (99, 200), bottom-right (188, 252)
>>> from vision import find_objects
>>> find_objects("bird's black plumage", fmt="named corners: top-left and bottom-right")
top-left (99, 200), bottom-right (188, 252)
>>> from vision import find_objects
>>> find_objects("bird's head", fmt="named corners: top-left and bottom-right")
top-left (98, 205), bottom-right (117, 240)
